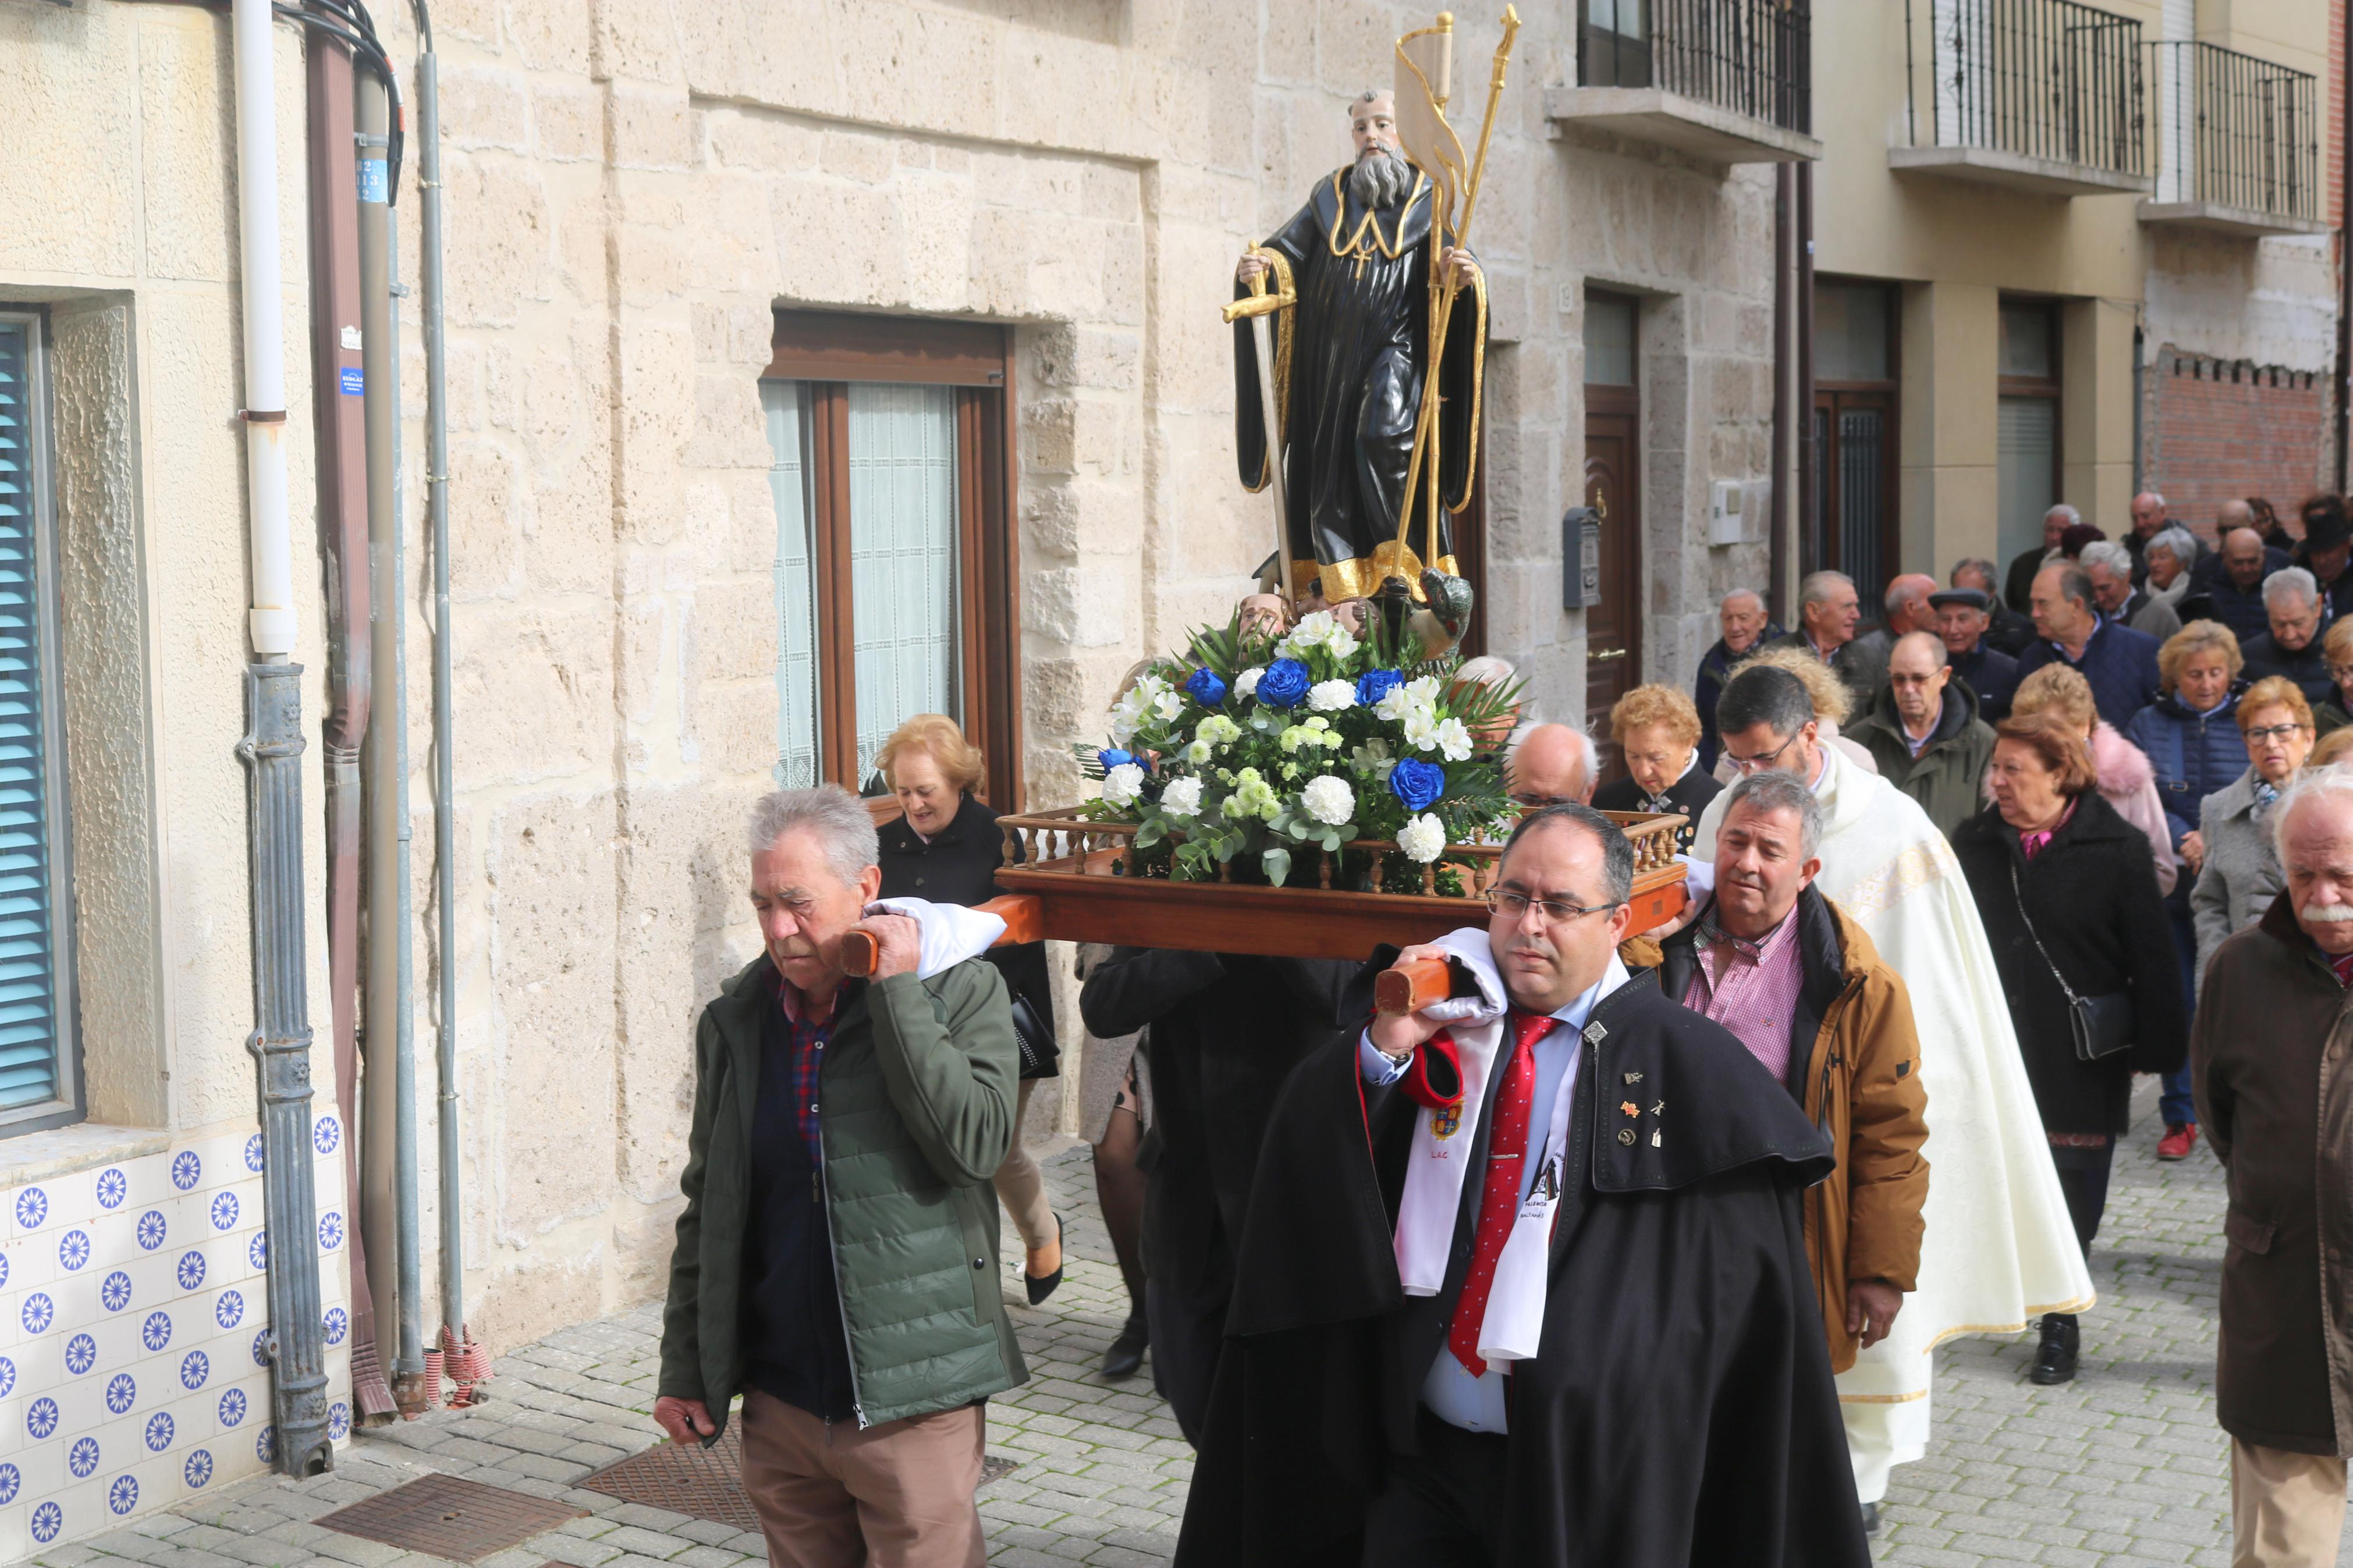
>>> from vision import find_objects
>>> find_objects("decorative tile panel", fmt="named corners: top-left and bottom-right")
top-left (0, 1122), bottom-right (352, 1552)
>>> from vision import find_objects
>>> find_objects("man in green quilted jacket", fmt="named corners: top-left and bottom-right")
top-left (655, 785), bottom-right (1025, 1568)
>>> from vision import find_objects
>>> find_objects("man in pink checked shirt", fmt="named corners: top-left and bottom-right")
top-left (1630, 769), bottom-right (1931, 1537)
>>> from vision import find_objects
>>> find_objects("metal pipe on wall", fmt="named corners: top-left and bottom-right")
top-left (411, 5), bottom-right (474, 1377)
top-left (354, 68), bottom-right (404, 1410)
top-left (301, 21), bottom-right (394, 1428)
top-left (230, 0), bottom-right (332, 1476)
top-left (1795, 162), bottom-right (1818, 579)
top-left (385, 202), bottom-right (425, 1399)
top-left (1769, 162), bottom-right (1793, 626)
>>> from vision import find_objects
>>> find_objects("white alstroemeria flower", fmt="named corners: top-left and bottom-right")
top-left (1434, 717), bottom-right (1474, 762)
top-left (1308, 678), bottom-right (1357, 712)
top-left (1322, 624), bottom-right (1361, 662)
top-left (1397, 813), bottom-right (1446, 863)
top-left (1152, 689), bottom-right (1185, 723)
top-left (1159, 776), bottom-right (1204, 819)
top-left (1301, 774), bottom-right (1355, 826)
top-left (1234, 666), bottom-right (1267, 699)
top-left (1402, 707), bottom-right (1441, 752)
top-left (1099, 763), bottom-right (1147, 810)
top-left (1404, 675), bottom-right (1443, 705)
top-left (1374, 684), bottom-right (1416, 723)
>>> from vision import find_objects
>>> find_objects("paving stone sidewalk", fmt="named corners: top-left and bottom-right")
top-left (21, 1101), bottom-right (2331, 1568)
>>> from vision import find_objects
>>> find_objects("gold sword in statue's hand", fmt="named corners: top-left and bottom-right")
top-left (1223, 260), bottom-right (1296, 607)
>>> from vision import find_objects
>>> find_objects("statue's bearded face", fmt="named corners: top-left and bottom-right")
top-left (1346, 94), bottom-right (1411, 209)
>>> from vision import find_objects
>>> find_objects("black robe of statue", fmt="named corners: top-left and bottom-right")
top-left (1174, 961), bottom-right (1871, 1568)
top-left (1234, 169), bottom-right (1486, 604)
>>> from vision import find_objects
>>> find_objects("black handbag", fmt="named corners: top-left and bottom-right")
top-left (1009, 991), bottom-right (1059, 1080)
top-left (2009, 862), bottom-right (2134, 1062)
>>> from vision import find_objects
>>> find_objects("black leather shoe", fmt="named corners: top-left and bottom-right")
top-left (1025, 1214), bottom-right (1064, 1306)
top-left (1860, 1503), bottom-right (1880, 1535)
top-left (2029, 1313), bottom-right (2079, 1385)
top-left (1101, 1312), bottom-right (1148, 1381)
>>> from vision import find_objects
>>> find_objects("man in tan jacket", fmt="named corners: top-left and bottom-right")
top-left (1630, 770), bottom-right (1931, 1531)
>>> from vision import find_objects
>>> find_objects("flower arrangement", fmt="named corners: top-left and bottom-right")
top-left (1077, 609), bottom-right (1520, 889)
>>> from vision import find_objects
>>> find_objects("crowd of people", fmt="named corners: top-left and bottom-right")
top-left (644, 487), bottom-right (2353, 1568)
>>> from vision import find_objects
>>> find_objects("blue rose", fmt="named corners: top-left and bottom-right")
top-left (1097, 748), bottom-right (1135, 774)
top-left (1255, 659), bottom-right (1311, 709)
top-left (1389, 758), bottom-right (1446, 813)
top-left (1183, 667), bottom-right (1228, 707)
top-left (1356, 668), bottom-right (1403, 706)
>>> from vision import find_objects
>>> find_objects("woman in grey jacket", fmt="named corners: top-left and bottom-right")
top-left (2190, 675), bottom-right (2316, 990)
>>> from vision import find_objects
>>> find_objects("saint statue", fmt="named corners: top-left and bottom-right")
top-left (1233, 91), bottom-right (1488, 634)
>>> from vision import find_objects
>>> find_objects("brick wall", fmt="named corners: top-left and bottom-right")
top-left (2141, 346), bottom-right (2332, 538)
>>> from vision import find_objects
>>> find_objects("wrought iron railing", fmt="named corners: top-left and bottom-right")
top-left (1903, 0), bottom-right (2146, 177)
top-left (2150, 40), bottom-right (2320, 220)
top-left (1579, 0), bottom-right (1812, 136)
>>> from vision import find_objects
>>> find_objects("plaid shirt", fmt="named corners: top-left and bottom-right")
top-left (1685, 901), bottom-right (1808, 1083)
top-left (773, 969), bottom-right (839, 1165)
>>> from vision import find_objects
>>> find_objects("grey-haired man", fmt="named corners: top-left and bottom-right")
top-left (656, 785), bottom-right (1024, 1568)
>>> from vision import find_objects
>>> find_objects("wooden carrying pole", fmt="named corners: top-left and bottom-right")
top-left (840, 894), bottom-right (1045, 978)
top-left (1392, 5), bottom-right (1520, 570)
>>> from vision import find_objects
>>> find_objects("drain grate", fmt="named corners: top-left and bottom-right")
top-left (579, 1431), bottom-right (1023, 1533)
top-left (317, 1473), bottom-right (586, 1562)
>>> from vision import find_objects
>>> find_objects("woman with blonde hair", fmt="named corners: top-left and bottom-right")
top-left (872, 713), bottom-right (1066, 1304)
top-left (1710, 643), bottom-right (1879, 783)
top-left (2003, 664), bottom-right (2176, 896)
top-left (1593, 683), bottom-right (1720, 847)
top-left (2121, 619), bottom-right (2251, 1161)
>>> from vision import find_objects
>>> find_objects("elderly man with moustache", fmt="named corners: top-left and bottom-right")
top-left (2084, 539), bottom-right (2183, 642)
top-left (1695, 587), bottom-right (1781, 769)
top-left (1639, 771), bottom-right (1930, 1535)
top-left (1177, 804), bottom-right (1869, 1567)
top-left (1848, 630), bottom-right (1996, 838)
top-left (2194, 769), bottom-right (2353, 1566)
top-left (2019, 561), bottom-right (2164, 728)
top-left (1766, 570), bottom-right (1889, 716)
top-left (656, 787), bottom-right (1024, 1568)
top-left (1690, 664), bottom-right (2092, 1518)
top-left (1932, 583), bottom-right (2023, 719)
top-left (2242, 567), bottom-right (2337, 711)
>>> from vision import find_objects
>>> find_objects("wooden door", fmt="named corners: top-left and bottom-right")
top-left (1583, 399), bottom-right (1641, 783)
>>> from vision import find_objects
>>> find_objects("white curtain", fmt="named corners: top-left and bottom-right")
top-left (761, 381), bottom-right (822, 789)
top-left (1996, 397), bottom-right (2057, 567)
top-left (846, 383), bottom-right (960, 787)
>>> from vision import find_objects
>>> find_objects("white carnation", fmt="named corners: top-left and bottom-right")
top-left (1434, 717), bottom-right (1474, 762)
top-left (1099, 763), bottom-right (1146, 810)
top-left (1397, 813), bottom-right (1446, 863)
top-left (1307, 679), bottom-right (1357, 712)
top-left (1159, 776), bottom-right (1204, 819)
top-left (1301, 774), bottom-right (1355, 826)
top-left (1234, 666), bottom-right (1266, 699)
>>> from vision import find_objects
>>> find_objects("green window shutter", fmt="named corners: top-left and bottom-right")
top-left (0, 321), bottom-right (62, 1112)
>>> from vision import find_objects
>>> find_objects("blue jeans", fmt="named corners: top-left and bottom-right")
top-left (2163, 911), bottom-right (2199, 1126)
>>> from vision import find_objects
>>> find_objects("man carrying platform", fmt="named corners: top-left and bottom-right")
top-left (1174, 803), bottom-right (1868, 1568)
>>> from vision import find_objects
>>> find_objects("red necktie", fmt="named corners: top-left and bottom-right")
top-left (1447, 1009), bottom-right (1554, 1377)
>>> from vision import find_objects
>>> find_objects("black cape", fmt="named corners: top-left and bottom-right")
top-left (1174, 962), bottom-right (1871, 1568)
top-left (1234, 170), bottom-right (1485, 603)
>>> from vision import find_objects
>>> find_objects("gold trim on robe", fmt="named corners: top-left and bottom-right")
top-left (1293, 543), bottom-right (1462, 605)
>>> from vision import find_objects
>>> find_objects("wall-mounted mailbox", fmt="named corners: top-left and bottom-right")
top-left (1561, 506), bottom-right (1601, 610)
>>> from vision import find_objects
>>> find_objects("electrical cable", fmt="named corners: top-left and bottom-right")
top-left (274, 0), bottom-right (404, 199)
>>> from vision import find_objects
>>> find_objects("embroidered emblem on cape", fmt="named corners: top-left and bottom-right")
top-left (1431, 1103), bottom-right (1462, 1140)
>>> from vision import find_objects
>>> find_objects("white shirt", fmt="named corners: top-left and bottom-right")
top-left (1360, 957), bottom-right (1627, 1432)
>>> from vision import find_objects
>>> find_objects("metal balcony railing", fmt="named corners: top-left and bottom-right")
top-left (1579, 0), bottom-right (1812, 136)
top-left (1903, 0), bottom-right (2146, 178)
top-left (2150, 41), bottom-right (2320, 221)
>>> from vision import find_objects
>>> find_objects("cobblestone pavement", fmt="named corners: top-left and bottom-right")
top-left (21, 1104), bottom-right (2339, 1568)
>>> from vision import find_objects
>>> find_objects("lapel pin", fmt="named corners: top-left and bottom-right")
top-left (1617, 1128), bottom-right (1636, 1146)
top-left (1651, 1129), bottom-right (1662, 1149)
top-left (1619, 1100), bottom-right (1638, 1118)
top-left (1623, 1069), bottom-right (1644, 1085)
top-left (1649, 1100), bottom-right (1665, 1117)
top-left (1585, 1021), bottom-right (1609, 1046)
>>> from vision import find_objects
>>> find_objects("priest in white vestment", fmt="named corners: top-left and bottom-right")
top-left (1689, 664), bottom-right (2092, 1509)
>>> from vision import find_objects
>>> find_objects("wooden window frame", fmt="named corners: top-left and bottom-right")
top-left (1809, 279), bottom-right (1901, 605)
top-left (1996, 298), bottom-right (2064, 559)
top-left (766, 312), bottom-right (1024, 811)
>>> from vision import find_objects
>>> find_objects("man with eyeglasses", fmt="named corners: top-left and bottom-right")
top-left (1848, 630), bottom-right (1996, 839)
top-left (1687, 664), bottom-right (2093, 1525)
top-left (1634, 771), bottom-right (1930, 1535)
top-left (1503, 721), bottom-right (1596, 809)
top-left (1175, 803), bottom-right (1870, 1567)
top-left (2241, 566), bottom-right (2337, 712)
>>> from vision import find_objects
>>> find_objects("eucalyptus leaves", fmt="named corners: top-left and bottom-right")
top-left (1077, 609), bottom-right (1518, 887)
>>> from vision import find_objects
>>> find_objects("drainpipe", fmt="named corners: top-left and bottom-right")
top-left (1795, 162), bottom-right (1818, 576)
top-left (385, 182), bottom-right (427, 1409)
top-left (230, 0), bottom-right (332, 1478)
top-left (354, 67), bottom-right (406, 1414)
top-left (2338, 0), bottom-right (2351, 494)
top-left (302, 24), bottom-right (393, 1427)
top-left (409, 0), bottom-right (478, 1390)
top-left (1770, 162), bottom-right (1793, 625)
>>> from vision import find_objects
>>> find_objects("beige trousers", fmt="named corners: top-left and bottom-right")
top-left (2232, 1438), bottom-right (2348, 1567)
top-left (737, 1388), bottom-right (986, 1568)
top-left (992, 1078), bottom-right (1055, 1254)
